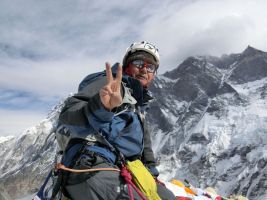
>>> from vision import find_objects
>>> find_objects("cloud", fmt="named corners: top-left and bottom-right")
top-left (141, 0), bottom-right (267, 70)
top-left (0, 89), bottom-right (57, 111)
top-left (1, 0), bottom-right (267, 136)
top-left (183, 14), bottom-right (253, 57)
top-left (0, 0), bottom-right (160, 61)
top-left (0, 108), bottom-right (46, 136)
top-left (0, 58), bottom-right (103, 97)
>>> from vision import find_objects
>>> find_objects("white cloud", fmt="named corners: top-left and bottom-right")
top-left (141, 0), bottom-right (267, 71)
top-left (0, 58), bottom-right (104, 97)
top-left (0, 109), bottom-right (46, 136)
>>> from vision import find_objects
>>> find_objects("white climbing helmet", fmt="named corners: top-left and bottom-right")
top-left (123, 41), bottom-right (160, 66)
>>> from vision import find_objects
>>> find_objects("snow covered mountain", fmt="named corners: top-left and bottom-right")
top-left (0, 104), bottom-right (62, 200)
top-left (1, 46), bottom-right (267, 200)
top-left (147, 46), bottom-right (267, 200)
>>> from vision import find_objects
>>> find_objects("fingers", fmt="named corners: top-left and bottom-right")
top-left (106, 62), bottom-right (122, 84)
top-left (105, 62), bottom-right (113, 83)
top-left (99, 88), bottom-right (109, 97)
top-left (115, 63), bottom-right (122, 83)
top-left (100, 85), bottom-right (113, 96)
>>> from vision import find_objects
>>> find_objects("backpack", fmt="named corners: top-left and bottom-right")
top-left (55, 70), bottom-right (106, 152)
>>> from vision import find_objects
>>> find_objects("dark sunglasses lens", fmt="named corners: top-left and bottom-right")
top-left (132, 60), bottom-right (144, 68)
top-left (131, 60), bottom-right (156, 73)
top-left (147, 64), bottom-right (156, 73)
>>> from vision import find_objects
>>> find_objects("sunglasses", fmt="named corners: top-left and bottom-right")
top-left (131, 60), bottom-right (157, 73)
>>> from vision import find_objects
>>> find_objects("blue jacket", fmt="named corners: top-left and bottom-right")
top-left (56, 64), bottom-right (156, 166)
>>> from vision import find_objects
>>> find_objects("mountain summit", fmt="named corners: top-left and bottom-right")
top-left (241, 45), bottom-right (266, 57)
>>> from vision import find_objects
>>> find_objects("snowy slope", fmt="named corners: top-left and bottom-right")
top-left (147, 46), bottom-right (267, 200)
top-left (155, 78), bottom-right (267, 198)
top-left (0, 103), bottom-right (63, 199)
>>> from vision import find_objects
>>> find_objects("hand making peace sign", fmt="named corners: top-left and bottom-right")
top-left (100, 62), bottom-right (123, 111)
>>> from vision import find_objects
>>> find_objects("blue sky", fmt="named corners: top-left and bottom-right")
top-left (1, 0), bottom-right (267, 136)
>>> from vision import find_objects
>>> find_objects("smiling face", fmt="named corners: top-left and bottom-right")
top-left (124, 61), bottom-right (156, 88)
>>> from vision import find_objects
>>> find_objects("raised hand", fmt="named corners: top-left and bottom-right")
top-left (100, 62), bottom-right (123, 111)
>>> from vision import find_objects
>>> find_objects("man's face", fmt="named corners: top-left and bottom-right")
top-left (124, 59), bottom-right (157, 88)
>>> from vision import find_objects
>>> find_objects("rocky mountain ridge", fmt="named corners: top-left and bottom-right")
top-left (148, 46), bottom-right (267, 200)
